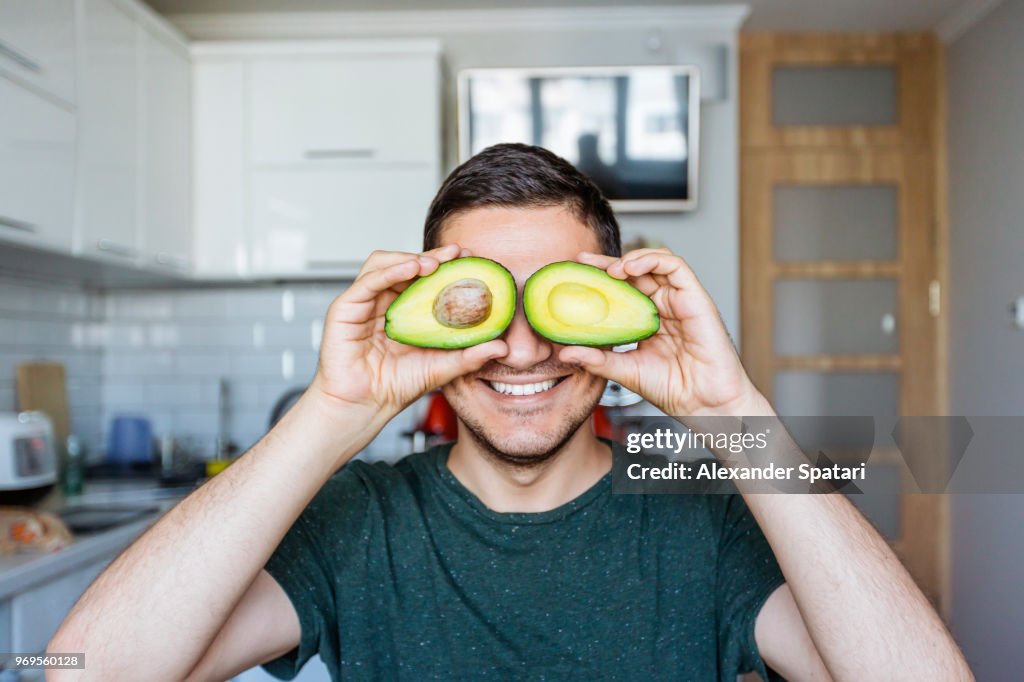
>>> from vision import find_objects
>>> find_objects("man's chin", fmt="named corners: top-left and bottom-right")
top-left (442, 370), bottom-right (604, 468)
top-left (455, 401), bottom-right (599, 468)
top-left (463, 425), bottom-right (578, 469)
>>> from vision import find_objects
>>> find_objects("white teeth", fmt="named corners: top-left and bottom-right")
top-left (488, 379), bottom-right (557, 396)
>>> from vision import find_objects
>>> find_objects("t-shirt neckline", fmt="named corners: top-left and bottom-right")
top-left (429, 440), bottom-right (617, 526)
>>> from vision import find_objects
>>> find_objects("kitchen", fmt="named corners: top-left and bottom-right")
top-left (2, 0), bottom-right (1023, 680)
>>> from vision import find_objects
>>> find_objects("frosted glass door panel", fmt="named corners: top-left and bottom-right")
top-left (774, 372), bottom-right (899, 416)
top-left (774, 279), bottom-right (899, 355)
top-left (774, 185), bottom-right (898, 261)
top-left (772, 65), bottom-right (898, 126)
top-left (774, 372), bottom-right (899, 449)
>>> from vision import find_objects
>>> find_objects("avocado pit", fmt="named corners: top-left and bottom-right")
top-left (433, 278), bottom-right (493, 329)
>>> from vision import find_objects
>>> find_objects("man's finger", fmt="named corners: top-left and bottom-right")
top-left (357, 243), bottom-right (462, 278)
top-left (575, 251), bottom-right (661, 294)
top-left (614, 253), bottom-right (703, 293)
top-left (621, 246), bottom-right (672, 260)
top-left (344, 258), bottom-right (423, 304)
top-left (425, 339), bottom-right (508, 389)
top-left (576, 251), bottom-right (619, 269)
top-left (557, 346), bottom-right (641, 394)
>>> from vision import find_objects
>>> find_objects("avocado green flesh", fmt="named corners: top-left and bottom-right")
top-left (385, 257), bottom-right (516, 349)
top-left (523, 261), bottom-right (660, 346)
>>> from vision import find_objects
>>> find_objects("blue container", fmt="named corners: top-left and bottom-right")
top-left (108, 416), bottom-right (153, 465)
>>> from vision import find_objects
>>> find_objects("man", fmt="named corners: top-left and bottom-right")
top-left (49, 144), bottom-right (971, 681)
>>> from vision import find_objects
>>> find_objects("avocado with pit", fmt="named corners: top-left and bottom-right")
top-left (385, 257), bottom-right (517, 349)
top-left (523, 261), bottom-right (660, 346)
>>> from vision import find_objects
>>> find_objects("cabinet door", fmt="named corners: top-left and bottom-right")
top-left (249, 166), bottom-right (435, 274)
top-left (0, 76), bottom-right (75, 252)
top-left (11, 557), bottom-right (111, 653)
top-left (142, 30), bottom-right (191, 273)
top-left (192, 59), bottom-right (248, 277)
top-left (248, 55), bottom-right (438, 166)
top-left (0, 0), bottom-right (77, 105)
top-left (76, 0), bottom-right (141, 263)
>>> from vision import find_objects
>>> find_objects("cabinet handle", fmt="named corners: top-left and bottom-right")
top-left (0, 39), bottom-right (42, 73)
top-left (306, 260), bottom-right (356, 270)
top-left (304, 148), bottom-right (375, 160)
top-left (155, 252), bottom-right (190, 270)
top-left (0, 215), bottom-right (37, 233)
top-left (97, 239), bottom-right (139, 258)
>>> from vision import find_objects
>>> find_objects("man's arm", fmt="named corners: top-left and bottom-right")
top-left (717, 392), bottom-right (974, 681)
top-left (47, 392), bottom-right (381, 680)
top-left (745, 447), bottom-right (973, 680)
top-left (183, 569), bottom-right (300, 681)
top-left (48, 244), bottom-right (507, 680)
top-left (562, 248), bottom-right (972, 681)
top-left (754, 585), bottom-right (831, 681)
top-left (751, 492), bottom-right (973, 680)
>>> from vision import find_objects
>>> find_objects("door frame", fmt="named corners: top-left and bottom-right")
top-left (739, 33), bottom-right (950, 613)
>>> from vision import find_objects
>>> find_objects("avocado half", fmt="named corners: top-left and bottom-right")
top-left (385, 257), bottom-right (517, 349)
top-left (523, 261), bottom-right (660, 346)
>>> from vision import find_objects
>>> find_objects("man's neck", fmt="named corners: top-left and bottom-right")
top-left (446, 427), bottom-right (612, 513)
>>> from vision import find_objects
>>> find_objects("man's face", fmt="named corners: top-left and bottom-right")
top-left (439, 205), bottom-right (607, 466)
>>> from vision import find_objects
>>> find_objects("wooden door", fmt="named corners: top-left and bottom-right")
top-left (739, 34), bottom-right (948, 612)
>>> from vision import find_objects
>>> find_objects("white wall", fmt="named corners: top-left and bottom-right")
top-left (946, 0), bottom-right (1024, 677)
top-left (174, 8), bottom-right (745, 340)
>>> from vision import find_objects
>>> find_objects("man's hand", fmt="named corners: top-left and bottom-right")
top-left (313, 243), bottom-right (508, 422)
top-left (559, 248), bottom-right (766, 418)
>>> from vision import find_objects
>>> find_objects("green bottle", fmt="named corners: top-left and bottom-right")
top-left (63, 435), bottom-right (85, 497)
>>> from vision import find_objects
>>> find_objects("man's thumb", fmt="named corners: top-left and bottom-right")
top-left (559, 346), bottom-right (637, 391)
top-left (430, 339), bottom-right (507, 386)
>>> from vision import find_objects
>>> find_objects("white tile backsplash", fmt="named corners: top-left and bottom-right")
top-left (0, 275), bottom-right (106, 455)
top-left (1, 277), bottom-right (420, 464)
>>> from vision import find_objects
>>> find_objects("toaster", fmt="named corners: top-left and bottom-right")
top-left (0, 411), bottom-right (58, 501)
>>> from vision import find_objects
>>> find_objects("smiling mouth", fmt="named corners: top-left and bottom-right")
top-left (483, 377), bottom-right (568, 396)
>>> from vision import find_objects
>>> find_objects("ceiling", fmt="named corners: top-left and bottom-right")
top-left (140, 0), bottom-right (969, 32)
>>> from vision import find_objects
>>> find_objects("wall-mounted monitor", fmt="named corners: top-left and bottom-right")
top-left (457, 65), bottom-right (700, 212)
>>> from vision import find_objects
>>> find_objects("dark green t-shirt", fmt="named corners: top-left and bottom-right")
top-left (262, 442), bottom-right (785, 681)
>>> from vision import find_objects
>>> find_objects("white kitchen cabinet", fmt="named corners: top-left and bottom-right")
top-left (0, 0), bottom-right (77, 106)
top-left (75, 0), bottom-right (192, 273)
top-left (192, 59), bottom-right (248, 277)
top-left (249, 166), bottom-right (434, 274)
top-left (75, 0), bottom-right (141, 264)
top-left (142, 28), bottom-right (191, 273)
top-left (192, 41), bottom-right (441, 279)
top-left (0, 75), bottom-right (76, 252)
top-left (249, 55), bottom-right (437, 166)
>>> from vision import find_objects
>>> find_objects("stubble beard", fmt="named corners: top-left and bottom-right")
top-left (446, 375), bottom-right (604, 470)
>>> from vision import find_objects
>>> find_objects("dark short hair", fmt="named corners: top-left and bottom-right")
top-left (423, 143), bottom-right (621, 256)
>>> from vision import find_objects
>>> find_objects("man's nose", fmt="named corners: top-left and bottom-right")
top-left (498, 304), bottom-right (553, 370)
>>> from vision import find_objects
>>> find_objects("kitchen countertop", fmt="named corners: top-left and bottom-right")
top-left (0, 480), bottom-right (200, 600)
